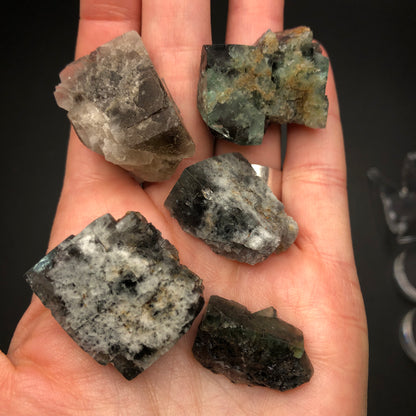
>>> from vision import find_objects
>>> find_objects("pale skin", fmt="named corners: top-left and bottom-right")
top-left (0, 0), bottom-right (369, 414)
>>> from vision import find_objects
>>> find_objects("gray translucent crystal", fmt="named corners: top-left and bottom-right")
top-left (192, 296), bottom-right (313, 391)
top-left (198, 27), bottom-right (329, 145)
top-left (25, 212), bottom-right (204, 380)
top-left (54, 31), bottom-right (195, 182)
top-left (164, 153), bottom-right (298, 265)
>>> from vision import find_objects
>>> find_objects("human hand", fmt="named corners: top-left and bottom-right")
top-left (0, 0), bottom-right (368, 414)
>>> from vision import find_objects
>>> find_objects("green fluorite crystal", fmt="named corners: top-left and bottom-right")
top-left (198, 27), bottom-right (329, 145)
top-left (192, 296), bottom-right (313, 391)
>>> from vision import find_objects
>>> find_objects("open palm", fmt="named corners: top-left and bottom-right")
top-left (0, 1), bottom-right (368, 415)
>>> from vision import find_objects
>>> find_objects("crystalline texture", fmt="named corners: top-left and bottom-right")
top-left (25, 212), bottom-right (204, 380)
top-left (198, 27), bottom-right (329, 145)
top-left (54, 31), bottom-right (195, 182)
top-left (164, 153), bottom-right (298, 265)
top-left (192, 296), bottom-right (313, 391)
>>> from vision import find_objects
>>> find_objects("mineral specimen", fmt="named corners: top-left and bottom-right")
top-left (368, 151), bottom-right (416, 244)
top-left (164, 153), bottom-right (298, 264)
top-left (192, 296), bottom-right (313, 391)
top-left (198, 26), bottom-right (329, 145)
top-left (25, 212), bottom-right (204, 380)
top-left (54, 31), bottom-right (195, 182)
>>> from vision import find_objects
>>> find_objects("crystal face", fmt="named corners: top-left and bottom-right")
top-left (54, 31), bottom-right (195, 182)
top-left (192, 296), bottom-right (313, 391)
top-left (25, 212), bottom-right (204, 380)
top-left (198, 26), bottom-right (329, 145)
top-left (164, 153), bottom-right (298, 265)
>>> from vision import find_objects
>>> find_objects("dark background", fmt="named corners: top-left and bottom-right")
top-left (1, 0), bottom-right (415, 414)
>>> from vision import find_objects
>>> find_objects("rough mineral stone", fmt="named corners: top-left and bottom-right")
top-left (164, 153), bottom-right (298, 265)
top-left (198, 26), bottom-right (329, 145)
top-left (192, 296), bottom-right (313, 391)
top-left (25, 212), bottom-right (204, 380)
top-left (54, 31), bottom-right (195, 182)
top-left (368, 151), bottom-right (416, 244)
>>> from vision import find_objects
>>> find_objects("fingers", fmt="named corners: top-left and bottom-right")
top-left (50, 134), bottom-right (157, 250)
top-left (67, 0), bottom-right (142, 185)
top-left (282, 61), bottom-right (355, 264)
top-left (0, 350), bottom-right (14, 413)
top-left (63, 0), bottom-right (142, 188)
top-left (215, 0), bottom-right (285, 197)
top-left (226, 0), bottom-right (284, 44)
top-left (0, 349), bottom-right (14, 376)
top-left (77, 0), bottom-right (141, 57)
top-left (141, 0), bottom-right (213, 166)
top-left (214, 127), bottom-right (284, 198)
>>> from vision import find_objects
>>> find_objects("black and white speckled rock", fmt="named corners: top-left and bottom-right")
top-left (164, 153), bottom-right (298, 265)
top-left (54, 31), bottom-right (194, 182)
top-left (25, 212), bottom-right (204, 380)
top-left (192, 296), bottom-right (313, 391)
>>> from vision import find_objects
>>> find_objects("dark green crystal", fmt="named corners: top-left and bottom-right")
top-left (198, 27), bottom-right (329, 145)
top-left (192, 296), bottom-right (313, 391)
